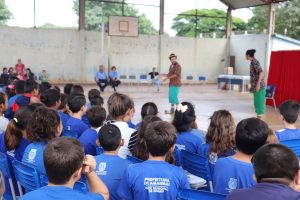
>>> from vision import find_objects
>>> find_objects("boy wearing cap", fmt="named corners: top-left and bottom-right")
top-left (163, 53), bottom-right (182, 114)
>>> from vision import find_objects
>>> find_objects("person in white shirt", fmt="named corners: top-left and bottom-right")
top-left (0, 92), bottom-right (9, 133)
top-left (106, 93), bottom-right (135, 158)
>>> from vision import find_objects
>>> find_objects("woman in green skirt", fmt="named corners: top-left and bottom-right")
top-left (246, 49), bottom-right (266, 118)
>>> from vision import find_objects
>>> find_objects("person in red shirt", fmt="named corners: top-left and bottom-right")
top-left (15, 58), bottom-right (25, 80)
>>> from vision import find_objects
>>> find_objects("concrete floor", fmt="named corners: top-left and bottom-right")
top-left (81, 84), bottom-right (294, 132)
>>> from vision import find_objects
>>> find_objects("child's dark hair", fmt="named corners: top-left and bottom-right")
top-left (206, 110), bottom-right (236, 156)
top-left (39, 82), bottom-right (52, 94)
top-left (44, 137), bottom-right (84, 185)
top-left (90, 96), bottom-right (104, 106)
top-left (64, 83), bottom-right (73, 95)
top-left (246, 49), bottom-right (256, 57)
top-left (253, 144), bottom-right (299, 183)
top-left (133, 115), bottom-right (162, 160)
top-left (27, 107), bottom-right (61, 142)
top-left (3, 67), bottom-right (7, 72)
top-left (0, 92), bottom-right (6, 105)
top-left (172, 102), bottom-right (197, 132)
top-left (88, 89), bottom-right (100, 102)
top-left (67, 94), bottom-right (86, 113)
top-left (236, 118), bottom-right (268, 155)
top-left (14, 80), bottom-right (25, 94)
top-left (98, 123), bottom-right (121, 151)
top-left (279, 100), bottom-right (300, 124)
top-left (40, 89), bottom-right (61, 108)
top-left (107, 93), bottom-right (134, 120)
top-left (144, 121), bottom-right (177, 157)
top-left (141, 102), bottom-right (158, 119)
top-left (87, 106), bottom-right (106, 128)
top-left (58, 93), bottom-right (67, 110)
top-left (70, 84), bottom-right (84, 95)
top-left (24, 80), bottom-right (39, 93)
top-left (4, 105), bottom-right (35, 150)
top-left (111, 66), bottom-right (116, 70)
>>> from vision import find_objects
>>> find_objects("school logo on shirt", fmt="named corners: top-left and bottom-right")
top-left (144, 178), bottom-right (170, 193)
top-left (227, 178), bottom-right (238, 191)
top-left (28, 149), bottom-right (37, 161)
top-left (96, 162), bottom-right (107, 176)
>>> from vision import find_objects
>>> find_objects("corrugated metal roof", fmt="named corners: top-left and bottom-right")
top-left (273, 34), bottom-right (300, 46)
top-left (220, 0), bottom-right (288, 9)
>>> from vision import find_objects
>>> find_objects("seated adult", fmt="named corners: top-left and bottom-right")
top-left (109, 66), bottom-right (120, 92)
top-left (95, 65), bottom-right (108, 92)
top-left (21, 137), bottom-right (109, 200)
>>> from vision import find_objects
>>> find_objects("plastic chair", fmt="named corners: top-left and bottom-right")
top-left (186, 76), bottom-right (193, 80)
top-left (119, 75), bottom-right (127, 80)
top-left (12, 160), bottom-right (41, 195)
top-left (0, 152), bottom-right (17, 200)
top-left (126, 155), bottom-right (143, 164)
top-left (180, 150), bottom-right (213, 192)
top-left (266, 85), bottom-right (276, 110)
top-left (139, 75), bottom-right (148, 85)
top-left (281, 139), bottom-right (300, 157)
top-left (177, 189), bottom-right (226, 200)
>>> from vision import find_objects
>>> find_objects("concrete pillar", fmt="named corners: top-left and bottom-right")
top-left (79, 0), bottom-right (85, 30)
top-left (158, 0), bottom-right (164, 73)
top-left (268, 3), bottom-right (276, 36)
top-left (265, 3), bottom-right (276, 78)
top-left (225, 7), bottom-right (232, 38)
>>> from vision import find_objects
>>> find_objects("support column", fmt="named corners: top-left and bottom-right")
top-left (225, 7), bottom-right (232, 38)
top-left (265, 3), bottom-right (276, 78)
top-left (79, 0), bottom-right (85, 30)
top-left (158, 0), bottom-right (164, 73)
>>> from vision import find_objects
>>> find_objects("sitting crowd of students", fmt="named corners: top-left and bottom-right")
top-left (0, 79), bottom-right (299, 200)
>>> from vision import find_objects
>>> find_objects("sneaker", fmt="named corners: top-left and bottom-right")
top-left (257, 115), bottom-right (264, 119)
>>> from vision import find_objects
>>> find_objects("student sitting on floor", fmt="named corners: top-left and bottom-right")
top-left (276, 100), bottom-right (300, 142)
top-left (118, 121), bottom-right (190, 200)
top-left (94, 123), bottom-right (132, 200)
top-left (106, 93), bottom-right (135, 159)
top-left (227, 144), bottom-right (300, 200)
top-left (87, 89), bottom-right (101, 109)
top-left (22, 106), bottom-right (62, 183)
top-left (22, 137), bottom-right (109, 200)
top-left (0, 92), bottom-right (9, 133)
top-left (79, 106), bottom-right (107, 156)
top-left (82, 89), bottom-right (103, 126)
top-left (63, 94), bottom-right (88, 138)
top-left (7, 80), bottom-right (25, 110)
top-left (70, 84), bottom-right (84, 95)
top-left (213, 118), bottom-right (269, 194)
top-left (173, 102), bottom-right (205, 154)
top-left (202, 110), bottom-right (236, 166)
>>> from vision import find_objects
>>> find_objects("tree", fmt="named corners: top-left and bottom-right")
top-left (0, 0), bottom-right (12, 25)
top-left (248, 0), bottom-right (300, 40)
top-left (172, 9), bottom-right (247, 37)
top-left (73, 0), bottom-right (157, 35)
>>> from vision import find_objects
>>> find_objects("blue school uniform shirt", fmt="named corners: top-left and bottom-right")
top-left (175, 129), bottom-right (205, 155)
top-left (275, 128), bottom-right (300, 142)
top-left (21, 186), bottom-right (104, 200)
top-left (79, 128), bottom-right (99, 156)
top-left (63, 116), bottom-right (89, 138)
top-left (95, 154), bottom-right (132, 200)
top-left (110, 71), bottom-right (118, 79)
top-left (95, 71), bottom-right (108, 80)
top-left (58, 111), bottom-right (70, 131)
top-left (117, 160), bottom-right (190, 200)
top-left (82, 114), bottom-right (91, 127)
top-left (227, 183), bottom-right (300, 200)
top-left (22, 141), bottom-right (48, 183)
top-left (0, 132), bottom-right (30, 196)
top-left (7, 94), bottom-right (21, 109)
top-left (213, 156), bottom-right (255, 195)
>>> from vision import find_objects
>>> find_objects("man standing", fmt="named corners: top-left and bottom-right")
top-left (163, 53), bottom-right (181, 114)
top-left (95, 65), bottom-right (108, 92)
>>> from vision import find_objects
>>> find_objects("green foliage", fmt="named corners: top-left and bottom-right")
top-left (172, 9), bottom-right (247, 37)
top-left (0, 0), bottom-right (12, 25)
top-left (248, 0), bottom-right (300, 40)
top-left (73, 0), bottom-right (157, 35)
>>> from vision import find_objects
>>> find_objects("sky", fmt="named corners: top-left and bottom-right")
top-left (5, 0), bottom-right (253, 36)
